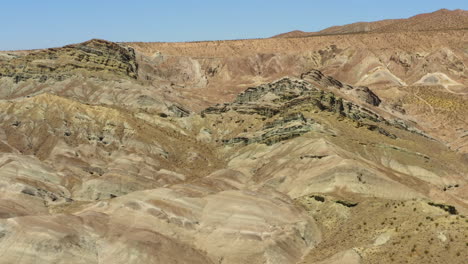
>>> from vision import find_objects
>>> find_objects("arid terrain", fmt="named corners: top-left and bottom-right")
top-left (0, 8), bottom-right (467, 264)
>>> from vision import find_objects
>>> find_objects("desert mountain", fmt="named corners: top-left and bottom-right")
top-left (273, 9), bottom-right (468, 37)
top-left (0, 9), bottom-right (466, 264)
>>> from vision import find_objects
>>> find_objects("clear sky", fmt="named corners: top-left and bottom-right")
top-left (1, 0), bottom-right (467, 50)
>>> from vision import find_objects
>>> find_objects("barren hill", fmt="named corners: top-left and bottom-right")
top-left (274, 9), bottom-right (468, 38)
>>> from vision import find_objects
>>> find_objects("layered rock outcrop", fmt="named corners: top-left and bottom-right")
top-left (0, 39), bottom-right (138, 82)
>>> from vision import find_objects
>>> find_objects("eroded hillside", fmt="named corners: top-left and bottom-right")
top-left (0, 8), bottom-right (467, 264)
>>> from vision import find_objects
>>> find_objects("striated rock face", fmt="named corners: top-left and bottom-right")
top-left (300, 70), bottom-right (382, 107)
top-left (222, 113), bottom-right (317, 146)
top-left (0, 39), bottom-right (185, 117)
top-left (196, 73), bottom-right (467, 206)
top-left (0, 39), bottom-right (138, 82)
top-left (202, 73), bottom-right (402, 144)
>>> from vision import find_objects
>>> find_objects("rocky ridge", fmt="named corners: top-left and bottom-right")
top-left (274, 9), bottom-right (468, 37)
top-left (0, 39), bottom-right (138, 83)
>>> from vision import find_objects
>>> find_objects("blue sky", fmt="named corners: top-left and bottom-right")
top-left (1, 0), bottom-right (466, 50)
